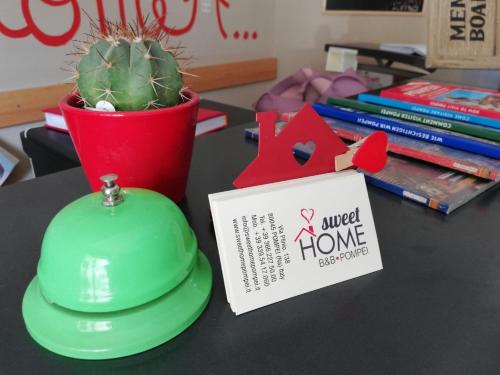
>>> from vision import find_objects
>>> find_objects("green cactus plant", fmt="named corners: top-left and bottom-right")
top-left (70, 21), bottom-right (187, 111)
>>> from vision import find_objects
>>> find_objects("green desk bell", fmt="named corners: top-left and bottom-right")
top-left (22, 174), bottom-right (212, 360)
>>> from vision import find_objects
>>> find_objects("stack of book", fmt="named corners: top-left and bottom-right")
top-left (246, 80), bottom-right (500, 214)
top-left (314, 80), bottom-right (500, 214)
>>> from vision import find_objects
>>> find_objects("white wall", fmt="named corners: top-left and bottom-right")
top-left (273, 0), bottom-right (428, 80)
top-left (0, 0), bottom-right (429, 107)
top-left (203, 0), bottom-right (428, 107)
top-left (0, 0), bottom-right (276, 90)
top-left (0, 0), bottom-right (429, 183)
top-left (0, 0), bottom-right (276, 183)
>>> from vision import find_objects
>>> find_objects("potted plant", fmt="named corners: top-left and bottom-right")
top-left (60, 21), bottom-right (199, 202)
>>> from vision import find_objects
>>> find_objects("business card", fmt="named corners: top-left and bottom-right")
top-left (209, 170), bottom-right (383, 315)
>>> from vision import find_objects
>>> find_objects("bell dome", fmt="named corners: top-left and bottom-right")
top-left (22, 175), bottom-right (212, 359)
top-left (37, 187), bottom-right (198, 312)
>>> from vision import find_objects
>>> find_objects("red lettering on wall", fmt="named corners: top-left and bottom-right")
top-left (152, 0), bottom-right (198, 36)
top-left (0, 0), bottom-right (81, 46)
top-left (216, 0), bottom-right (230, 39)
top-left (96, 0), bottom-right (127, 33)
top-left (118, 0), bottom-right (127, 28)
top-left (0, 0), bottom-right (254, 46)
top-left (135, 0), bottom-right (147, 31)
top-left (95, 0), bottom-right (106, 33)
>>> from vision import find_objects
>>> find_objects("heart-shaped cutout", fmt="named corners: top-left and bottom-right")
top-left (301, 208), bottom-right (315, 223)
top-left (352, 131), bottom-right (388, 173)
top-left (293, 141), bottom-right (316, 165)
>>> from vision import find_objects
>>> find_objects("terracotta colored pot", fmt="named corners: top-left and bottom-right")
top-left (60, 91), bottom-right (199, 202)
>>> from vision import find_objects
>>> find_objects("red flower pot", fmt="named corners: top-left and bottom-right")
top-left (60, 91), bottom-right (200, 202)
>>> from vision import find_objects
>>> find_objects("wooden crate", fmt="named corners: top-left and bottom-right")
top-left (427, 0), bottom-right (500, 68)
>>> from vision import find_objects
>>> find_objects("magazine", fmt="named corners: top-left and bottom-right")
top-left (363, 155), bottom-right (499, 214)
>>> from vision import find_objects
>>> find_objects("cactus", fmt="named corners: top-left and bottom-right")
top-left (70, 21), bottom-right (187, 111)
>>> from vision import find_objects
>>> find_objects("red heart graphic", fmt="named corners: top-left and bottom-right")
top-left (352, 131), bottom-right (388, 173)
top-left (300, 208), bottom-right (315, 223)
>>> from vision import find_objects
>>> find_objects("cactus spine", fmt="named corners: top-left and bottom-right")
top-left (71, 22), bottom-right (185, 111)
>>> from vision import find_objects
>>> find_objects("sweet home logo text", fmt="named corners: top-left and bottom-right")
top-left (294, 207), bottom-right (369, 268)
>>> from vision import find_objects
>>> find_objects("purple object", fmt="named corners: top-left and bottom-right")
top-left (253, 67), bottom-right (368, 113)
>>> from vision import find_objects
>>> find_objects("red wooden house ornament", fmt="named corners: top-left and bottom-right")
top-left (233, 103), bottom-right (388, 189)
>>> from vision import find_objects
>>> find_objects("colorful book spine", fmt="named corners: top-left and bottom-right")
top-left (358, 93), bottom-right (500, 129)
top-left (380, 80), bottom-right (500, 120)
top-left (320, 118), bottom-right (500, 181)
top-left (327, 97), bottom-right (500, 142)
top-left (313, 103), bottom-right (500, 159)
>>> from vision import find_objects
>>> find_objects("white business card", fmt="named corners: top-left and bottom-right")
top-left (209, 170), bottom-right (383, 315)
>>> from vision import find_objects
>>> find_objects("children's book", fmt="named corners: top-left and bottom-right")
top-left (380, 80), bottom-right (500, 123)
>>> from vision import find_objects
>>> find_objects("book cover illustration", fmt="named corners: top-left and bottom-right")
top-left (363, 155), bottom-right (500, 214)
top-left (380, 80), bottom-right (500, 120)
top-left (245, 118), bottom-right (500, 181)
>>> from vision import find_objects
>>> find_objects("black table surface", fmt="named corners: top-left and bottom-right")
top-left (2, 114), bottom-right (500, 374)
